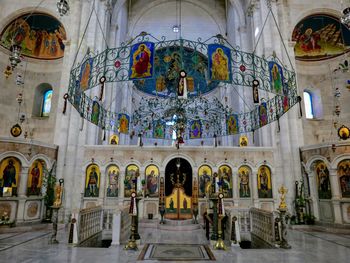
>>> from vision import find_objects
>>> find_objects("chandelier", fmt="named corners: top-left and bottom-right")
top-left (341, 7), bottom-right (350, 28)
top-left (67, 33), bottom-right (299, 141)
top-left (9, 45), bottom-right (21, 69)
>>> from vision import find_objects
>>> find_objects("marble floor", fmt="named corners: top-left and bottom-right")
top-left (0, 224), bottom-right (350, 263)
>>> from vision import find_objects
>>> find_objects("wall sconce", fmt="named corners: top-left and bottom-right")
top-left (110, 157), bottom-right (113, 162)
top-left (151, 158), bottom-right (153, 162)
top-left (204, 158), bottom-right (207, 163)
top-left (263, 160), bottom-right (267, 165)
top-left (91, 158), bottom-right (95, 163)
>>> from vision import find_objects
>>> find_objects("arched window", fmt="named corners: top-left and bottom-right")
top-left (32, 83), bottom-right (53, 117)
top-left (303, 91), bottom-right (314, 119)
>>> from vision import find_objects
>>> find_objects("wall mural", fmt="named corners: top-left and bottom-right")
top-left (27, 160), bottom-right (44, 196)
top-left (314, 161), bottom-right (331, 199)
top-left (257, 165), bottom-right (272, 198)
top-left (218, 165), bottom-right (232, 198)
top-left (238, 166), bottom-right (251, 198)
top-left (145, 165), bottom-right (159, 197)
top-left (106, 165), bottom-right (119, 197)
top-left (0, 157), bottom-right (21, 197)
top-left (0, 13), bottom-right (67, 60)
top-left (292, 14), bottom-right (350, 61)
top-left (124, 164), bottom-right (139, 197)
top-left (338, 160), bottom-right (350, 198)
top-left (84, 164), bottom-right (100, 197)
top-left (198, 165), bottom-right (212, 198)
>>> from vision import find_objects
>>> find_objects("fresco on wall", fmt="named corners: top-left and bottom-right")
top-left (106, 165), bottom-right (119, 197)
top-left (315, 161), bottom-right (331, 199)
top-left (338, 160), bottom-right (350, 198)
top-left (198, 165), bottom-right (212, 198)
top-left (238, 166), bottom-right (251, 198)
top-left (218, 165), bottom-right (232, 198)
top-left (124, 164), bottom-right (139, 197)
top-left (27, 160), bottom-right (44, 196)
top-left (0, 13), bottom-right (67, 59)
top-left (0, 157), bottom-right (21, 197)
top-left (292, 14), bottom-right (350, 61)
top-left (84, 164), bottom-right (100, 197)
top-left (145, 165), bottom-right (159, 197)
top-left (257, 165), bottom-right (272, 198)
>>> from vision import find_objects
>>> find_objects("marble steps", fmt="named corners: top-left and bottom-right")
top-left (139, 219), bottom-right (201, 231)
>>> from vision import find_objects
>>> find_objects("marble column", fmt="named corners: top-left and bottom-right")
top-left (329, 168), bottom-right (342, 224)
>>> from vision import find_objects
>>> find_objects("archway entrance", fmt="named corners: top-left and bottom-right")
top-left (164, 158), bottom-right (192, 220)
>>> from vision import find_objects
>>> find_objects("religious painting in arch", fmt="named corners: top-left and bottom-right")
top-left (129, 42), bottom-right (155, 80)
top-left (238, 165), bottom-right (251, 198)
top-left (292, 14), bottom-right (350, 61)
top-left (106, 165), bottom-right (119, 197)
top-left (84, 164), bottom-right (100, 197)
top-left (0, 13), bottom-right (67, 59)
top-left (27, 160), bottom-right (44, 196)
top-left (338, 160), bottom-right (350, 198)
top-left (118, 113), bottom-right (130, 134)
top-left (314, 161), bottom-right (331, 199)
top-left (257, 165), bottom-right (273, 198)
top-left (268, 61), bottom-right (284, 94)
top-left (208, 44), bottom-right (232, 82)
top-left (0, 157), bottom-right (21, 197)
top-left (198, 165), bottom-right (212, 198)
top-left (227, 114), bottom-right (239, 135)
top-left (79, 58), bottom-right (94, 91)
top-left (189, 120), bottom-right (202, 139)
top-left (145, 165), bottom-right (159, 197)
top-left (218, 165), bottom-right (233, 198)
top-left (124, 164), bottom-right (139, 197)
top-left (109, 134), bottom-right (119, 145)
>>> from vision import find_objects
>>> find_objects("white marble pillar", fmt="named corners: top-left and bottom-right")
top-left (329, 168), bottom-right (342, 223)
top-left (18, 166), bottom-right (29, 197)
top-left (306, 168), bottom-right (320, 219)
top-left (252, 168), bottom-right (259, 208)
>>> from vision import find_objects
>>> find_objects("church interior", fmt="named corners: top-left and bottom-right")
top-left (0, 0), bottom-right (350, 262)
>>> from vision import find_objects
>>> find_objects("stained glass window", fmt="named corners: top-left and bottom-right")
top-left (42, 90), bottom-right (53, 117)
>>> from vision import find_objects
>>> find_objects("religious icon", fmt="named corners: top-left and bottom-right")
top-left (269, 62), bottom-right (284, 93)
top-left (118, 114), bottom-right (130, 134)
top-left (124, 165), bottom-right (139, 197)
top-left (338, 160), bottom-right (350, 198)
top-left (10, 123), bottom-right (22, 137)
top-left (189, 120), bottom-right (202, 139)
top-left (109, 134), bottom-right (119, 145)
top-left (238, 166), bottom-right (251, 198)
top-left (218, 165), bottom-right (232, 198)
top-left (198, 165), bottom-right (212, 198)
top-left (315, 161), bottom-right (331, 199)
top-left (177, 70), bottom-right (188, 99)
top-left (227, 114), bottom-right (238, 135)
top-left (79, 58), bottom-right (93, 91)
top-left (27, 161), bottom-right (43, 196)
top-left (145, 165), bottom-right (159, 197)
top-left (0, 158), bottom-right (20, 196)
top-left (84, 164), bottom-right (100, 197)
top-left (259, 102), bottom-right (268, 126)
top-left (129, 42), bottom-right (154, 80)
top-left (91, 101), bottom-right (100, 125)
top-left (106, 165), bottom-right (119, 197)
top-left (257, 165), bottom-right (273, 198)
top-left (208, 44), bottom-right (232, 82)
top-left (156, 76), bottom-right (166, 92)
top-left (239, 135), bottom-right (248, 147)
top-left (153, 121), bottom-right (165, 139)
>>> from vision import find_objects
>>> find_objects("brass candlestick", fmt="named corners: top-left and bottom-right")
top-left (214, 193), bottom-right (226, 250)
